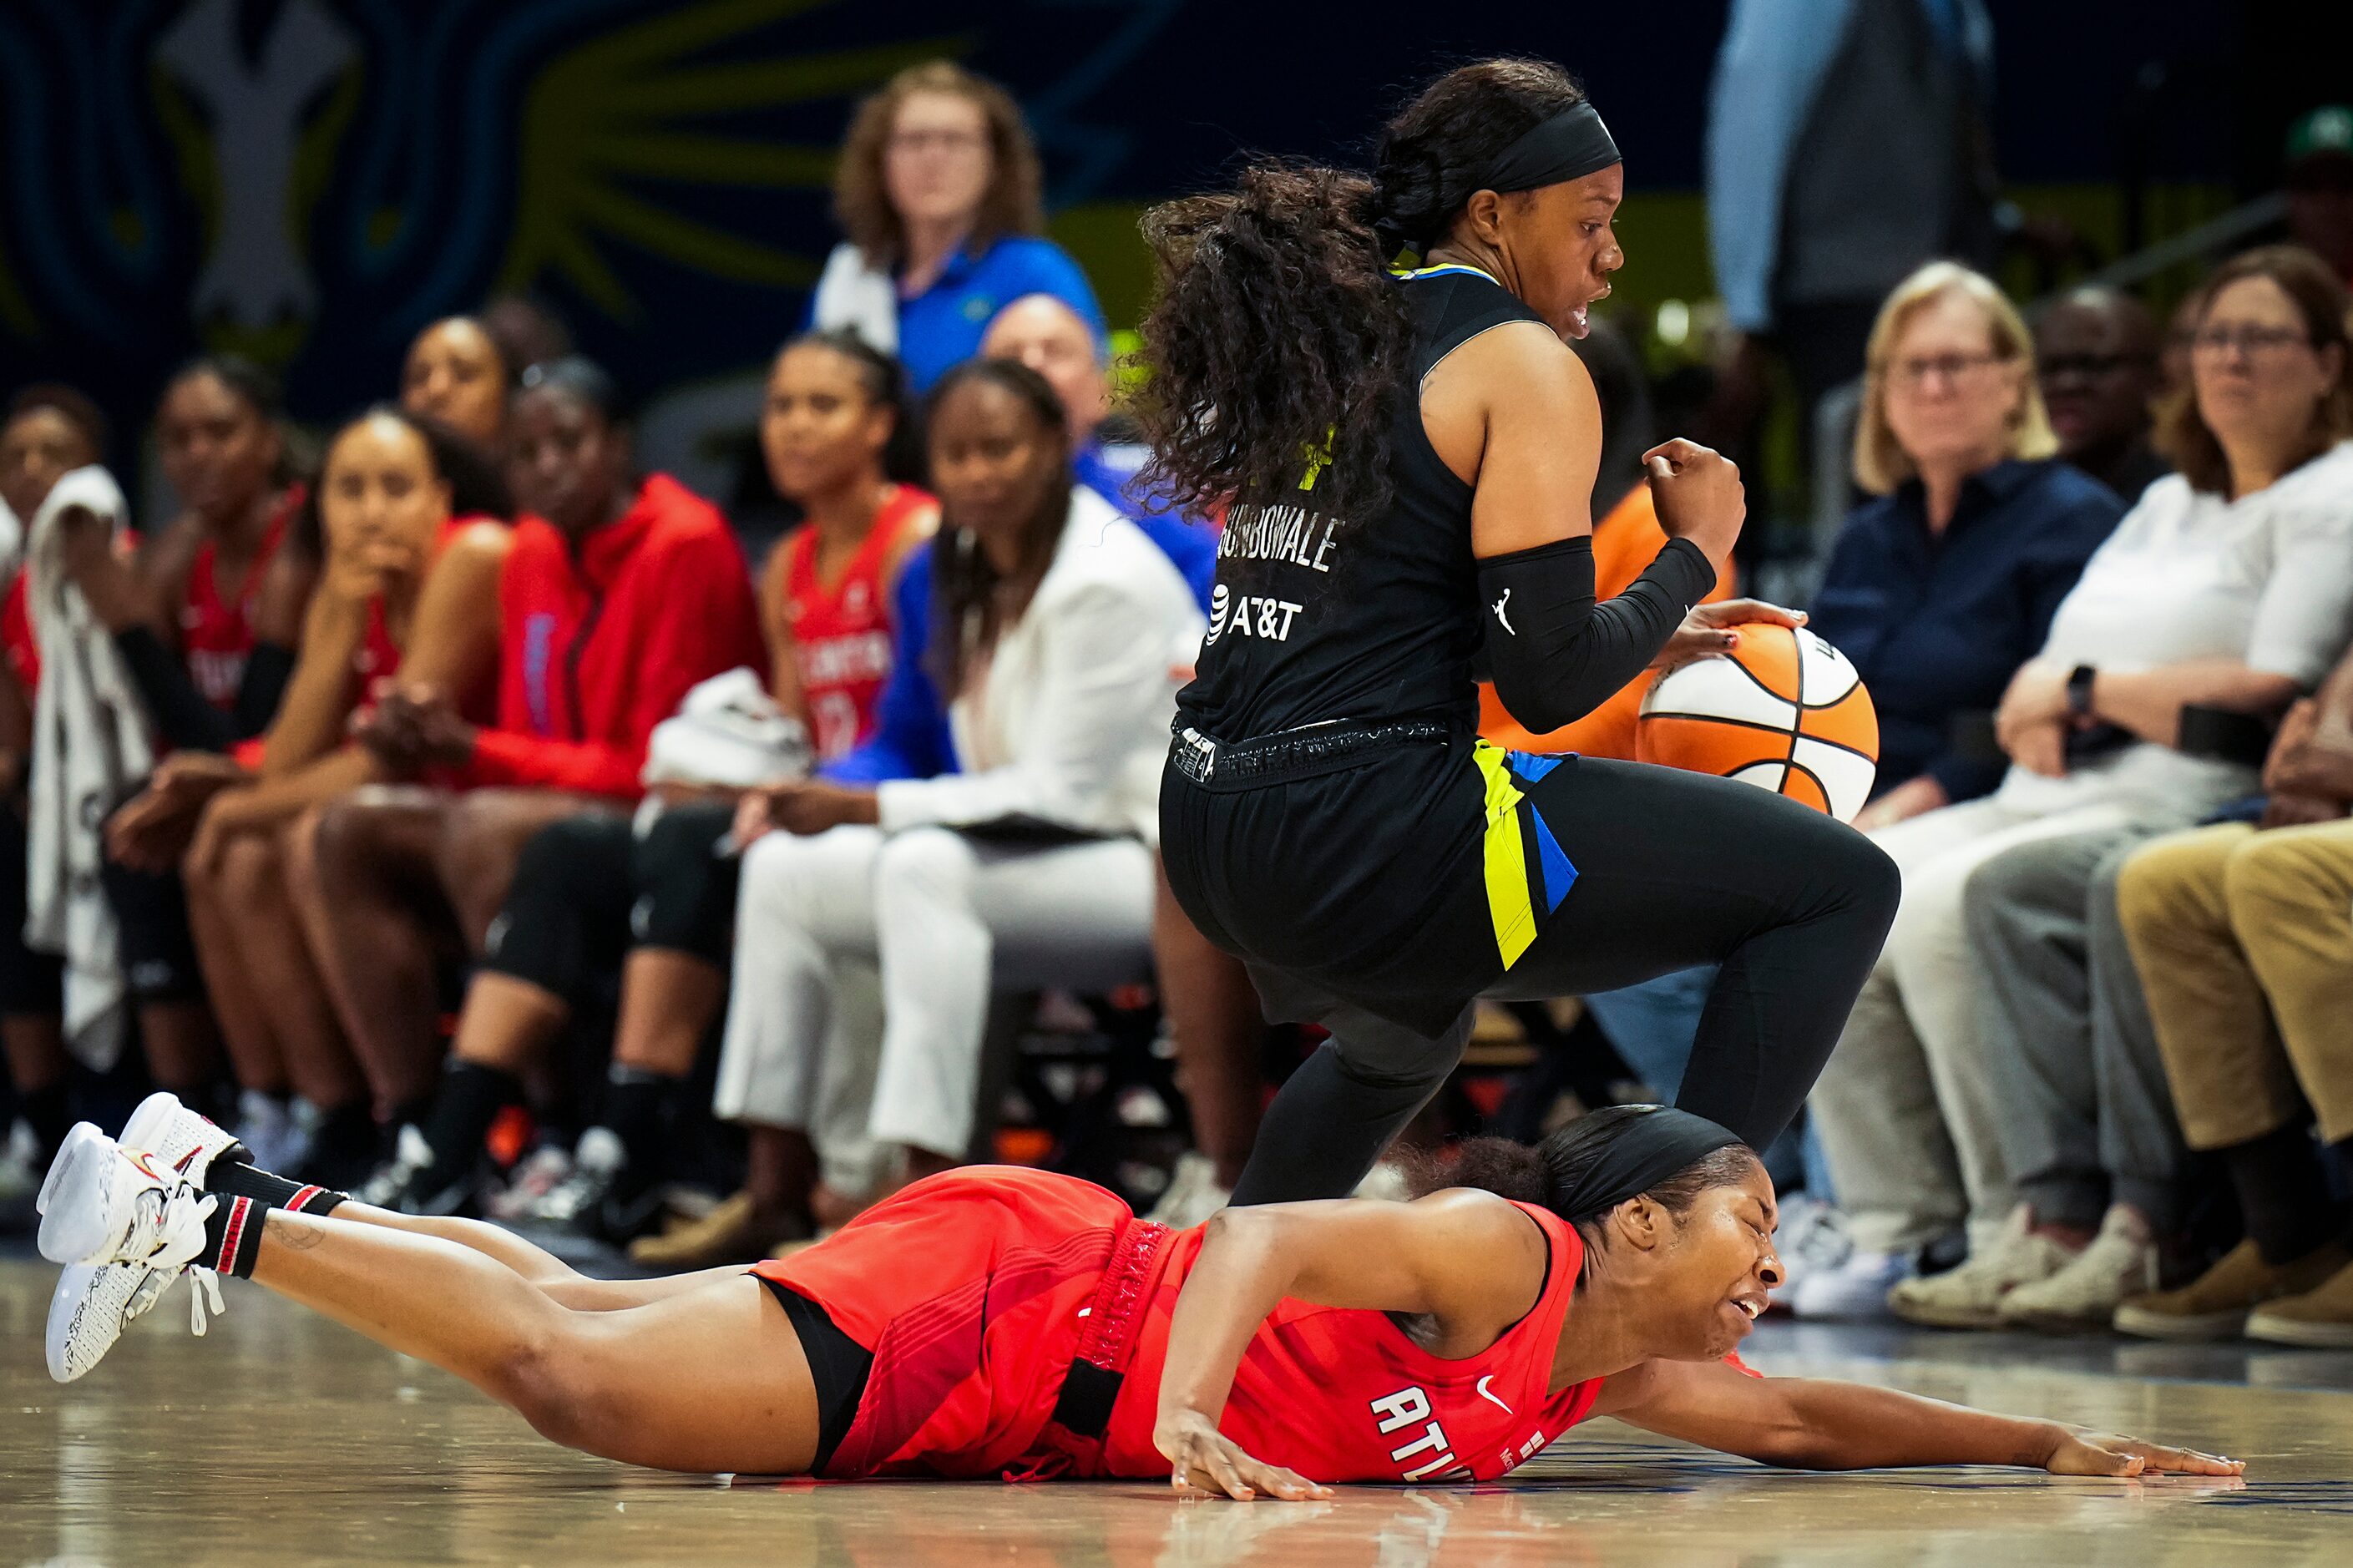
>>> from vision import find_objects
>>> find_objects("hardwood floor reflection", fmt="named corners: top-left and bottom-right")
top-left (4, 1259), bottom-right (2350, 1565)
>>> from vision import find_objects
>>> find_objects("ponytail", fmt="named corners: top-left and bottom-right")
top-left (1137, 57), bottom-right (1592, 522)
top-left (1137, 163), bottom-right (1406, 520)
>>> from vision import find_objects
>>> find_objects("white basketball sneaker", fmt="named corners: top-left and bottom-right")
top-left (119, 1090), bottom-right (247, 1192)
top-left (39, 1129), bottom-right (229, 1383)
top-left (38, 1093), bottom-right (244, 1262)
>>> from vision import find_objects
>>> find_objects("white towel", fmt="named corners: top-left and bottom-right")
top-left (0, 493), bottom-right (23, 585)
top-left (24, 466), bottom-right (156, 1069)
top-left (810, 241), bottom-right (898, 353)
top-left (640, 666), bottom-right (812, 792)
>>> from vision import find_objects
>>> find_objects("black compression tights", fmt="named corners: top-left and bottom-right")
top-left (1229, 756), bottom-right (1901, 1206)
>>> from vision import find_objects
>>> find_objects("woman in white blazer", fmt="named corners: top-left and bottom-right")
top-left (701, 359), bottom-right (1203, 1251)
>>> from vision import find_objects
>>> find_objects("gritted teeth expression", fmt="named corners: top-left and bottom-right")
top-left (1646, 1162), bottom-right (1782, 1358)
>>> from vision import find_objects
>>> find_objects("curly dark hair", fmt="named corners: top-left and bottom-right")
top-left (1136, 58), bottom-right (1589, 519)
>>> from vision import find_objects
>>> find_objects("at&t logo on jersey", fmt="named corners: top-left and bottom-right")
top-left (1205, 583), bottom-right (1303, 646)
top-left (1369, 1385), bottom-right (1470, 1483)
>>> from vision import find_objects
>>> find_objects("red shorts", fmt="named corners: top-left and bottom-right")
top-left (752, 1166), bottom-right (1170, 1479)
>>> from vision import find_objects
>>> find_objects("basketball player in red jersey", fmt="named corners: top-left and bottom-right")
top-left (120, 407), bottom-right (513, 1187)
top-left (761, 330), bottom-right (937, 762)
top-left (358, 331), bottom-right (934, 1233)
top-left (19, 358), bottom-right (312, 1115)
top-left (285, 358), bottom-right (766, 1166)
top-left (3, 361), bottom-right (304, 728)
top-left (39, 1097), bottom-right (2238, 1491)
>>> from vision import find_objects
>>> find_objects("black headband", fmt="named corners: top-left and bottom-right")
top-left (1556, 1106), bottom-right (1744, 1221)
top-left (1480, 101), bottom-right (1621, 195)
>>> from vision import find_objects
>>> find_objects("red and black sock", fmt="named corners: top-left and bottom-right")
top-left (207, 1156), bottom-right (348, 1219)
top-left (193, 1157), bottom-right (348, 1277)
top-left (199, 1194), bottom-right (267, 1279)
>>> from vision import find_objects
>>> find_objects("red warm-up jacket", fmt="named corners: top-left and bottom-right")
top-left (463, 473), bottom-right (765, 798)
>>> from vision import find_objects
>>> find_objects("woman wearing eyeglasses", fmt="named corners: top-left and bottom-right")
top-left (810, 62), bottom-right (1103, 392)
top-left (1799, 247), bottom-right (2353, 1328)
top-left (1809, 263), bottom-right (2128, 843)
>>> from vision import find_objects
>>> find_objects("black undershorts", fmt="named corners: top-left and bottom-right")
top-left (753, 1274), bottom-right (872, 1474)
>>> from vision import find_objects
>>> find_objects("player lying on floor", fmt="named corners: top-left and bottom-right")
top-left (34, 1099), bottom-right (2237, 1493)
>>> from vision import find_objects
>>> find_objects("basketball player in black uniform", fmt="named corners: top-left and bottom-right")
top-left (1145, 59), bottom-right (1902, 1205)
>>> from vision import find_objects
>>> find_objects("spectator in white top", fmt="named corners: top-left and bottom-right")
top-left (695, 359), bottom-right (1202, 1255)
top-left (1799, 246), bottom-right (2353, 1324)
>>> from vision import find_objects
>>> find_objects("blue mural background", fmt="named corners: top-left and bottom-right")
top-left (0, 0), bottom-right (2295, 457)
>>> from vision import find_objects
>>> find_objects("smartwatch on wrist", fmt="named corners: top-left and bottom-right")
top-left (2065, 664), bottom-right (2098, 721)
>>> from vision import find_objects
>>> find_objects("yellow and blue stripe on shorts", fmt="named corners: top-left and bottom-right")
top-left (1471, 742), bottom-right (1579, 968)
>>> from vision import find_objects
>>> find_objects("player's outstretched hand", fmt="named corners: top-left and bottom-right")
top-left (1156, 1409), bottom-right (1335, 1501)
top-left (2042, 1428), bottom-right (2244, 1479)
top-left (1651, 598), bottom-right (1808, 671)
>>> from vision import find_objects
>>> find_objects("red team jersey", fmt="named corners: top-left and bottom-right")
top-left (180, 493), bottom-right (294, 708)
top-left (351, 515), bottom-right (496, 706)
top-left (1, 572), bottom-right (37, 695)
top-left (755, 1166), bottom-right (1614, 1485)
top-left (777, 484), bottom-right (932, 761)
top-left (3, 488), bottom-right (301, 704)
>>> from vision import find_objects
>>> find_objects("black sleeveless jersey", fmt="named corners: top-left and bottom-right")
top-left (1175, 266), bottom-right (1548, 741)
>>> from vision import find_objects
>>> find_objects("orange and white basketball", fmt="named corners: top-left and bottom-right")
top-left (1636, 624), bottom-right (1879, 822)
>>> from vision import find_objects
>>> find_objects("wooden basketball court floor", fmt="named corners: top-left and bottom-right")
top-left (5, 1256), bottom-right (2352, 1566)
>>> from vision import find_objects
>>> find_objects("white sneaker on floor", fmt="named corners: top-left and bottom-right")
top-left (1788, 1247), bottom-right (1913, 1319)
top-left (1886, 1205), bottom-right (2077, 1329)
top-left (1146, 1152), bottom-right (1231, 1229)
top-left (233, 1090), bottom-right (310, 1177)
top-left (1996, 1207), bottom-right (2161, 1332)
top-left (39, 1128), bottom-right (228, 1383)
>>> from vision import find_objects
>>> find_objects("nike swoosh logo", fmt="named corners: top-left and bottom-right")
top-left (1476, 1375), bottom-right (1512, 1414)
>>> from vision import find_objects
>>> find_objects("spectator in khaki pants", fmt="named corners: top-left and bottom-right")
top-left (2113, 662), bottom-right (2353, 1347)
top-left (1800, 250), bottom-right (2353, 1328)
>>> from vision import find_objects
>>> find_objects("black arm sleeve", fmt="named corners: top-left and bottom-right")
top-left (1476, 535), bottom-right (1715, 734)
top-left (112, 625), bottom-right (240, 752)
